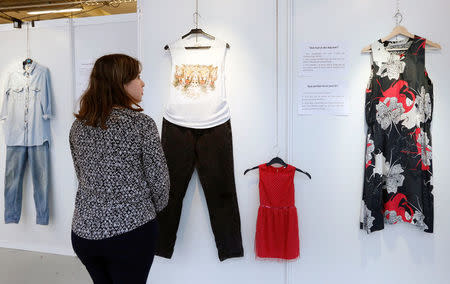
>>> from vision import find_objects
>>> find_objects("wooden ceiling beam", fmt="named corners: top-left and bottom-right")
top-left (0, 1), bottom-right (135, 24)
top-left (0, 1), bottom-right (89, 12)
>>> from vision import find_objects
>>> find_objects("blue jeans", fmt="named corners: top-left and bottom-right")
top-left (4, 142), bottom-right (49, 225)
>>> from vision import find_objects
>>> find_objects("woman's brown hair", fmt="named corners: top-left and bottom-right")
top-left (75, 54), bottom-right (143, 129)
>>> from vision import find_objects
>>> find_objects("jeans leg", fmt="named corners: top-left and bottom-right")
top-left (28, 142), bottom-right (50, 225)
top-left (156, 119), bottom-right (196, 258)
top-left (4, 146), bottom-right (27, 223)
top-left (195, 120), bottom-right (244, 261)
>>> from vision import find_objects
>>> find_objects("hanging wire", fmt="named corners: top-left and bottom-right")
top-left (194, 0), bottom-right (199, 28)
top-left (193, 0), bottom-right (200, 43)
top-left (26, 21), bottom-right (30, 59)
top-left (275, 0), bottom-right (279, 155)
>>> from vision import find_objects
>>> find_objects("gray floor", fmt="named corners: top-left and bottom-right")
top-left (0, 248), bottom-right (91, 284)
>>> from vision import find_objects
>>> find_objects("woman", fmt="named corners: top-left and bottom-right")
top-left (69, 54), bottom-right (169, 284)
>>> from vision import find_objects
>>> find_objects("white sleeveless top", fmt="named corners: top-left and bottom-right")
top-left (164, 37), bottom-right (230, 129)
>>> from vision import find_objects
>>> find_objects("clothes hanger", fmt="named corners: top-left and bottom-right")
top-left (164, 0), bottom-right (230, 50)
top-left (164, 26), bottom-right (231, 50)
top-left (22, 58), bottom-right (33, 70)
top-left (181, 28), bottom-right (230, 50)
top-left (244, 156), bottom-right (312, 179)
top-left (361, 26), bottom-right (441, 53)
top-left (361, 4), bottom-right (441, 53)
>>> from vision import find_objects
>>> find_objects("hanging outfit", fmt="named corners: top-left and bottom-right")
top-left (156, 37), bottom-right (244, 261)
top-left (255, 164), bottom-right (299, 260)
top-left (0, 61), bottom-right (52, 225)
top-left (360, 36), bottom-right (433, 233)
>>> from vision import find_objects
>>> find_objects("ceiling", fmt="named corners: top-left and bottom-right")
top-left (0, 0), bottom-right (136, 25)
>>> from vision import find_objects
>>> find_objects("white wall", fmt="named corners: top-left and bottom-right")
top-left (0, 14), bottom-right (137, 255)
top-left (141, 0), bottom-right (450, 284)
top-left (73, 15), bottom-right (138, 105)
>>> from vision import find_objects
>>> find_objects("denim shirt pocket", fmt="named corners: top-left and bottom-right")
top-left (10, 87), bottom-right (24, 100)
top-left (32, 87), bottom-right (41, 99)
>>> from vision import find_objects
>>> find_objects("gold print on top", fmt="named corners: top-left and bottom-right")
top-left (173, 64), bottom-right (218, 98)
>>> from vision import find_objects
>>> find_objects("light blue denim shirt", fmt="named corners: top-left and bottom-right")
top-left (0, 61), bottom-right (52, 146)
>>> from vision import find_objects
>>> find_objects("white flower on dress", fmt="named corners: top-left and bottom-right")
top-left (376, 55), bottom-right (406, 80)
top-left (417, 130), bottom-right (432, 168)
top-left (376, 97), bottom-right (405, 130)
top-left (401, 86), bottom-right (432, 129)
top-left (412, 210), bottom-right (429, 231)
top-left (360, 201), bottom-right (375, 233)
top-left (383, 162), bottom-right (405, 194)
top-left (371, 153), bottom-right (404, 193)
top-left (416, 86), bottom-right (432, 123)
top-left (384, 210), bottom-right (403, 224)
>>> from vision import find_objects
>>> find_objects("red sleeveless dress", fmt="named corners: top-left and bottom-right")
top-left (255, 164), bottom-right (299, 260)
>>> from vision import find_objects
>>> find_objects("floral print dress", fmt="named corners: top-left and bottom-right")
top-left (360, 36), bottom-right (433, 234)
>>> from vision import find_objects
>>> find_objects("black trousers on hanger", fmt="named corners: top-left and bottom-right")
top-left (156, 118), bottom-right (244, 261)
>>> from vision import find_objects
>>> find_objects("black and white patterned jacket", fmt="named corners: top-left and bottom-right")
top-left (69, 108), bottom-right (169, 239)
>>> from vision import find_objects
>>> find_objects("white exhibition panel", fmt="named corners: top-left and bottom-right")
top-left (141, 0), bottom-right (450, 284)
top-left (0, 19), bottom-right (74, 255)
top-left (291, 1), bottom-right (450, 283)
top-left (140, 0), bottom-right (285, 283)
top-left (0, 14), bottom-right (137, 255)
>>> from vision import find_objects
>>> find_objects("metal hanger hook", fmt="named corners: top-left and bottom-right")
top-left (394, 0), bottom-right (402, 26)
top-left (394, 11), bottom-right (403, 26)
top-left (193, 12), bottom-right (201, 27)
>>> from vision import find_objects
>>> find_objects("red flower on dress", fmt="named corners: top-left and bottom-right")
top-left (377, 79), bottom-right (416, 113)
top-left (383, 193), bottom-right (414, 223)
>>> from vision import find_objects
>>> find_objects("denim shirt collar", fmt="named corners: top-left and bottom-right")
top-left (19, 60), bottom-right (37, 75)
